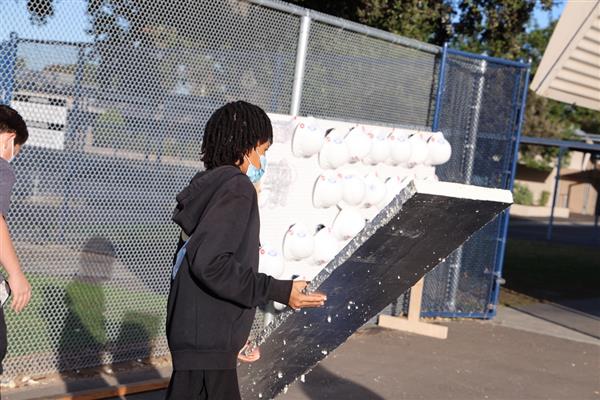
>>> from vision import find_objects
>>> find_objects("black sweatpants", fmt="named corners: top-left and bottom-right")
top-left (166, 369), bottom-right (241, 400)
top-left (0, 307), bottom-right (7, 374)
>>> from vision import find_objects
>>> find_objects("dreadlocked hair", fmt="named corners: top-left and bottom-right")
top-left (201, 101), bottom-right (273, 170)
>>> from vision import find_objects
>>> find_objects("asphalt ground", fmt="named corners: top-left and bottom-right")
top-left (112, 314), bottom-right (599, 400)
top-left (508, 215), bottom-right (599, 246)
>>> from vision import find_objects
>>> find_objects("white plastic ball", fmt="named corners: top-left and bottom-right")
top-left (362, 173), bottom-right (387, 208)
top-left (313, 172), bottom-right (343, 208)
top-left (258, 245), bottom-right (284, 278)
top-left (283, 223), bottom-right (315, 260)
top-left (313, 226), bottom-right (339, 265)
top-left (319, 129), bottom-right (349, 169)
top-left (427, 131), bottom-right (452, 165)
top-left (365, 130), bottom-right (391, 165)
top-left (341, 173), bottom-right (366, 206)
top-left (408, 132), bottom-right (429, 165)
top-left (292, 117), bottom-right (325, 157)
top-left (345, 126), bottom-right (371, 163)
top-left (333, 208), bottom-right (366, 240)
top-left (390, 130), bottom-right (412, 165)
top-left (273, 301), bottom-right (287, 311)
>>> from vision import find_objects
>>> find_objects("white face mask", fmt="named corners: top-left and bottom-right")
top-left (2, 138), bottom-right (15, 163)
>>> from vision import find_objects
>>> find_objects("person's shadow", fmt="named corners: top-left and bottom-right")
top-left (42, 237), bottom-right (161, 394)
top-left (299, 365), bottom-right (385, 400)
top-left (55, 237), bottom-right (115, 390)
top-left (109, 311), bottom-right (161, 372)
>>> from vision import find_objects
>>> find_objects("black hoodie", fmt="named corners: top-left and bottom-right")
top-left (166, 166), bottom-right (292, 370)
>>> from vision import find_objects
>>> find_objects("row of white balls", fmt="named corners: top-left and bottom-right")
top-left (259, 184), bottom-right (413, 278)
top-left (293, 119), bottom-right (452, 169)
top-left (259, 172), bottom-right (434, 278)
top-left (313, 171), bottom-right (425, 210)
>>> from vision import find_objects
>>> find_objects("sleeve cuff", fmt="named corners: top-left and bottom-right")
top-left (268, 278), bottom-right (293, 305)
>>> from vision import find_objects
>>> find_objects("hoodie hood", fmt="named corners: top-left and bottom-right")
top-left (173, 166), bottom-right (244, 236)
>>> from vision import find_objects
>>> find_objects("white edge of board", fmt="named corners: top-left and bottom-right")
top-left (414, 180), bottom-right (513, 204)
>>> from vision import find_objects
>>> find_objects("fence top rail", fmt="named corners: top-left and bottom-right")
top-left (520, 136), bottom-right (600, 153)
top-left (246, 0), bottom-right (440, 54)
top-left (446, 48), bottom-right (529, 69)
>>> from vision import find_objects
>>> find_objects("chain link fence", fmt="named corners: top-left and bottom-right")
top-left (0, 0), bottom-right (527, 379)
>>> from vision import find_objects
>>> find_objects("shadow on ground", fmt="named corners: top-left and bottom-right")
top-left (298, 365), bottom-right (384, 400)
top-left (509, 216), bottom-right (599, 246)
top-left (44, 237), bottom-right (163, 397)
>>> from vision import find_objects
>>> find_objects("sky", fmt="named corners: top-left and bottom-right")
top-left (0, 0), bottom-right (92, 44)
top-left (0, 0), bottom-right (567, 69)
top-left (531, 1), bottom-right (566, 31)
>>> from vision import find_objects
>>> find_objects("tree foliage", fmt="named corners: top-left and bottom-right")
top-left (453, 0), bottom-right (552, 59)
top-left (292, 0), bottom-right (453, 44)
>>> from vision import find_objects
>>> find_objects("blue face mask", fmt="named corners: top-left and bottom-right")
top-left (245, 151), bottom-right (267, 183)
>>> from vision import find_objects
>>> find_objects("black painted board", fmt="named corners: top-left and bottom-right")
top-left (239, 182), bottom-right (510, 399)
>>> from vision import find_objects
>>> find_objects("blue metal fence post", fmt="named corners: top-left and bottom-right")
top-left (0, 33), bottom-right (18, 105)
top-left (486, 66), bottom-right (523, 317)
top-left (486, 64), bottom-right (531, 318)
top-left (547, 146), bottom-right (566, 241)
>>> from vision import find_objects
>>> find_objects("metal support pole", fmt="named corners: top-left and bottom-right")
top-left (290, 14), bottom-right (311, 116)
top-left (464, 57), bottom-right (487, 185)
top-left (547, 147), bottom-right (566, 241)
top-left (431, 43), bottom-right (448, 132)
top-left (446, 56), bottom-right (487, 312)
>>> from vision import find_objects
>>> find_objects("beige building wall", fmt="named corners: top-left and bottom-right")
top-left (530, 0), bottom-right (600, 111)
top-left (514, 150), bottom-right (599, 215)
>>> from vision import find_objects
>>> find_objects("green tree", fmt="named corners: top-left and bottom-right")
top-left (290, 0), bottom-right (453, 45)
top-left (454, 0), bottom-right (552, 58)
top-left (289, 0), bottom-right (551, 52)
top-left (513, 182), bottom-right (534, 205)
top-left (356, 0), bottom-right (453, 44)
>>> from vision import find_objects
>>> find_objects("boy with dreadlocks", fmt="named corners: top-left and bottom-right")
top-left (166, 101), bottom-right (326, 399)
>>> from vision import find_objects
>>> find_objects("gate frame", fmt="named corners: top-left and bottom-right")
top-left (424, 44), bottom-right (531, 319)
